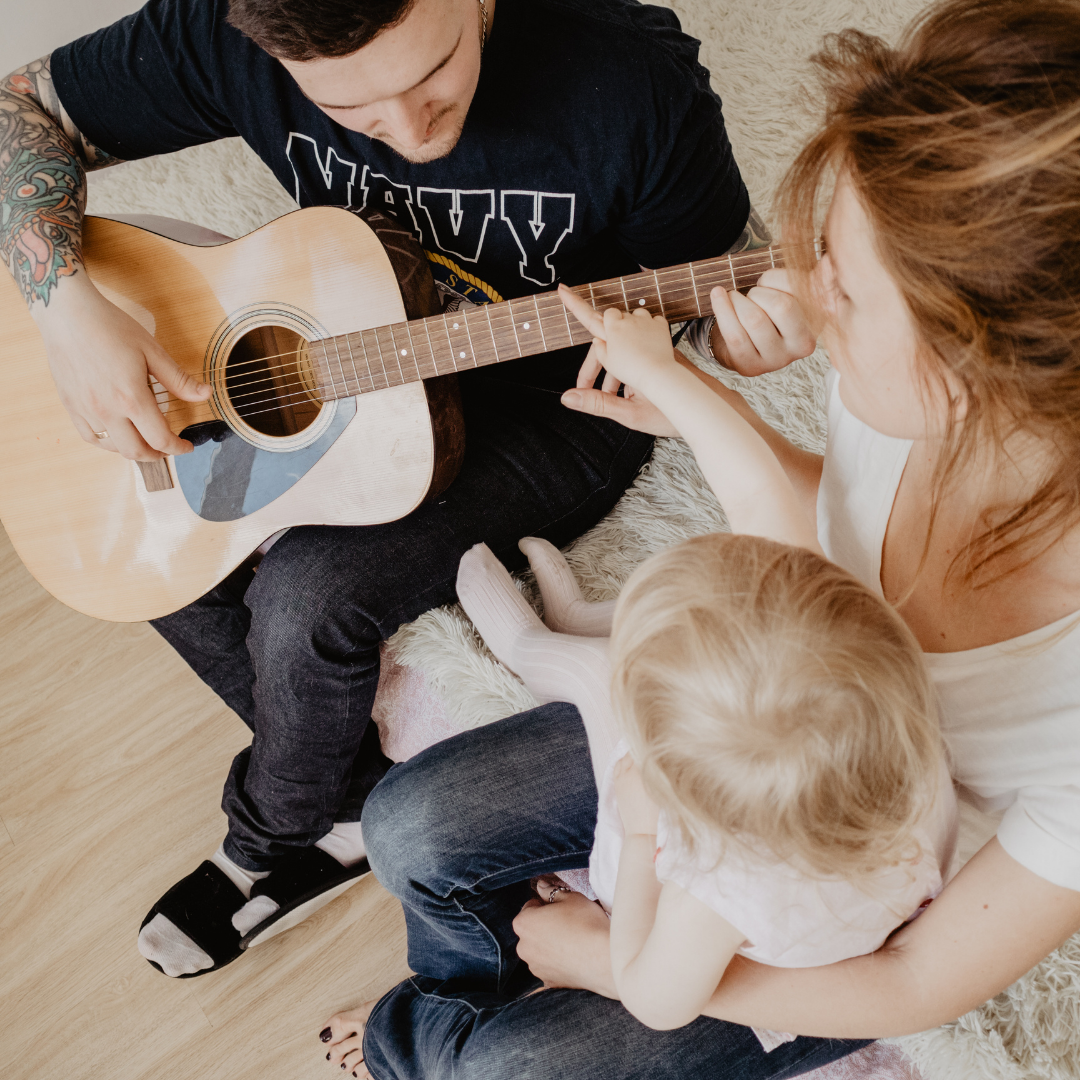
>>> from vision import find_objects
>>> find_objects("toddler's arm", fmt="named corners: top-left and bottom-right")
top-left (559, 287), bottom-right (821, 553)
top-left (609, 758), bottom-right (746, 1029)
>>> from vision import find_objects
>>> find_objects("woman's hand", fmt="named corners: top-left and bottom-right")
top-left (613, 756), bottom-right (660, 837)
top-left (512, 889), bottom-right (618, 998)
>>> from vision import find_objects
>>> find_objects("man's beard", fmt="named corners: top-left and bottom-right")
top-left (375, 103), bottom-right (466, 164)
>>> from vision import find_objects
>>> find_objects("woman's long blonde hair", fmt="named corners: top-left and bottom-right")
top-left (610, 534), bottom-right (942, 881)
top-left (778, 0), bottom-right (1080, 585)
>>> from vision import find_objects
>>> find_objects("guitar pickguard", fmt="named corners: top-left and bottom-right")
top-left (175, 398), bottom-right (357, 521)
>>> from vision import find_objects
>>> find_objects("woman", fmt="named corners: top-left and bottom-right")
top-left (322, 0), bottom-right (1080, 1074)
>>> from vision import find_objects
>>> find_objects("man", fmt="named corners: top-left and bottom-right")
top-left (0, 0), bottom-right (809, 977)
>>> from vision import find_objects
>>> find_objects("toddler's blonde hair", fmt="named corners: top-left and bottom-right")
top-left (610, 533), bottom-right (943, 881)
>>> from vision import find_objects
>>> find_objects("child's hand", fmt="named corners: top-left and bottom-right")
top-left (613, 755), bottom-right (661, 837)
top-left (559, 285), bottom-right (678, 393)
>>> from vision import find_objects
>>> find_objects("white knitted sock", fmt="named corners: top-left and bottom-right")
top-left (138, 843), bottom-right (268, 977)
top-left (457, 543), bottom-right (620, 786)
top-left (518, 537), bottom-right (616, 637)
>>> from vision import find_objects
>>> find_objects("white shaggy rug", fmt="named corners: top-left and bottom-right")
top-left (83, 1), bottom-right (1080, 1077)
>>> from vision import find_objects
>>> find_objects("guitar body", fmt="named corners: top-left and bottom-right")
top-left (0, 208), bottom-right (447, 622)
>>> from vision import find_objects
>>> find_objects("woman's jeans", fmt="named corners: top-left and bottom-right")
top-left (361, 703), bottom-right (872, 1080)
top-left (150, 353), bottom-right (655, 871)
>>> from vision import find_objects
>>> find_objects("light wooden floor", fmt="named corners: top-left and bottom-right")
top-left (0, 524), bottom-right (410, 1080)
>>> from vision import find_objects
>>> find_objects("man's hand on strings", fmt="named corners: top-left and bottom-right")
top-left (709, 268), bottom-right (818, 376)
top-left (34, 277), bottom-right (211, 461)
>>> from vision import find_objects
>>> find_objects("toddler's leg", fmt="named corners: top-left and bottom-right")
top-left (518, 537), bottom-right (616, 636)
top-left (457, 544), bottom-right (621, 780)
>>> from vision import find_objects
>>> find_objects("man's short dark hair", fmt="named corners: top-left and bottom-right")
top-left (227, 0), bottom-right (418, 61)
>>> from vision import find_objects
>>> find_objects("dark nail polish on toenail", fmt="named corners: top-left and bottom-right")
top-left (320, 1028), bottom-right (332, 1042)
top-left (326, 1053), bottom-right (330, 1060)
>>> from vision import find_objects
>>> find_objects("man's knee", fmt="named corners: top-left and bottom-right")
top-left (245, 551), bottom-right (382, 673)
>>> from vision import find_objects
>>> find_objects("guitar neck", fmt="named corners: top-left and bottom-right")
top-left (309, 242), bottom-right (812, 400)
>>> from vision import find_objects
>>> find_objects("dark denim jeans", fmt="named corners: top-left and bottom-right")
top-left (360, 704), bottom-right (871, 1080)
top-left (152, 354), bottom-right (654, 870)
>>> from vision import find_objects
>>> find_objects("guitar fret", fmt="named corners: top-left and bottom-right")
top-left (372, 326), bottom-right (391, 387)
top-left (344, 334), bottom-right (361, 394)
top-left (531, 294), bottom-right (548, 351)
top-left (619, 276), bottom-right (630, 311)
top-left (508, 298), bottom-right (524, 356)
top-left (728, 253), bottom-right (738, 291)
top-left (463, 311), bottom-right (478, 367)
top-left (483, 304), bottom-right (500, 362)
top-left (357, 330), bottom-right (375, 391)
top-left (441, 314), bottom-right (458, 372)
top-left (404, 320), bottom-right (423, 380)
top-left (652, 270), bottom-right (665, 316)
top-left (687, 263), bottom-right (703, 316)
top-left (332, 337), bottom-right (349, 396)
top-left (388, 324), bottom-right (406, 384)
top-left (768, 247), bottom-right (776, 269)
top-left (418, 315), bottom-right (435, 377)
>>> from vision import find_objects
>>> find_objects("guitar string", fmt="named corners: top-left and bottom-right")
top-left (151, 245), bottom-right (792, 404)
top-left (151, 248), bottom-right (792, 410)
top-left (156, 273), bottom-right (779, 419)
top-left (160, 276), bottom-right (770, 420)
top-left (155, 253), bottom-right (785, 409)
top-left (153, 248), bottom-right (805, 419)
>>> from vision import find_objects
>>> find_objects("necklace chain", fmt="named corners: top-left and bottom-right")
top-left (479, 0), bottom-right (489, 50)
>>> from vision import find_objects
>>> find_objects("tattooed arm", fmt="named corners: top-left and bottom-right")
top-left (0, 57), bottom-right (120, 308)
top-left (0, 57), bottom-right (209, 460)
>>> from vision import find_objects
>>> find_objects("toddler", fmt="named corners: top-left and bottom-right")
top-left (456, 299), bottom-right (956, 1036)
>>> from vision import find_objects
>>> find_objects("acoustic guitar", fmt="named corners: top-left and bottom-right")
top-left (0, 206), bottom-right (797, 621)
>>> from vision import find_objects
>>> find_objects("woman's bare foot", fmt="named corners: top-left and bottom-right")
top-left (320, 1002), bottom-right (376, 1079)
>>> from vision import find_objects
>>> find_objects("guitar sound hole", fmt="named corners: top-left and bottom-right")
top-left (225, 325), bottom-right (321, 438)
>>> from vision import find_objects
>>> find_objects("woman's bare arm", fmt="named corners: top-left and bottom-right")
top-left (558, 288), bottom-right (822, 551)
top-left (514, 839), bottom-right (1080, 1036)
top-left (702, 839), bottom-right (1080, 1038)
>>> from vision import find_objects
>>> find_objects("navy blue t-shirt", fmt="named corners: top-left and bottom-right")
top-left (53, 0), bottom-right (749, 306)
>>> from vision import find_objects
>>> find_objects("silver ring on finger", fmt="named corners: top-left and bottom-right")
top-left (545, 884), bottom-right (573, 904)
top-left (91, 429), bottom-right (109, 440)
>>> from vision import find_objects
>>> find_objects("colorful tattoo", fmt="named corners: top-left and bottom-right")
top-left (0, 56), bottom-right (120, 308)
top-left (727, 207), bottom-right (774, 254)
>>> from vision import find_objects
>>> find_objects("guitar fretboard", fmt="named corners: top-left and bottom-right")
top-left (308, 243), bottom-right (808, 400)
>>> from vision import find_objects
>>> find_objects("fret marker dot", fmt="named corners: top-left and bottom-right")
top-left (459, 351), bottom-right (466, 359)
top-left (453, 322), bottom-right (459, 329)
top-left (400, 349), bottom-right (407, 356)
top-left (523, 322), bottom-right (531, 330)
top-left (638, 298), bottom-right (646, 306)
